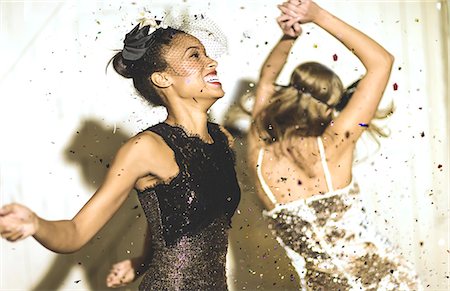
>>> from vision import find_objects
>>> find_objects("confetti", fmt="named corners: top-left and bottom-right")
top-left (332, 54), bottom-right (338, 61)
top-left (393, 83), bottom-right (398, 91)
top-left (358, 123), bottom-right (369, 127)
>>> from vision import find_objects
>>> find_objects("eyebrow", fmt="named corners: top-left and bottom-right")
top-left (184, 46), bottom-right (201, 56)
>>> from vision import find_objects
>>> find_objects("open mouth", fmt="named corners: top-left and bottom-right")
top-left (204, 71), bottom-right (221, 85)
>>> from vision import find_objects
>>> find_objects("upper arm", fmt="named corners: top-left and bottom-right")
top-left (253, 36), bottom-right (296, 118)
top-left (252, 83), bottom-right (277, 119)
top-left (325, 54), bottom-right (394, 154)
top-left (71, 132), bottom-right (163, 245)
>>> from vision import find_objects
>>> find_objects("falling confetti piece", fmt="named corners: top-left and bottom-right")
top-left (74, 280), bottom-right (81, 283)
top-left (358, 123), bottom-right (369, 127)
top-left (393, 83), bottom-right (398, 91)
top-left (313, 44), bottom-right (318, 48)
top-left (332, 54), bottom-right (338, 61)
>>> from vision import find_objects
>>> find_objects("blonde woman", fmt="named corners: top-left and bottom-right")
top-left (247, 0), bottom-right (422, 290)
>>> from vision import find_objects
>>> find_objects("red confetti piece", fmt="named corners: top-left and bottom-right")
top-left (332, 54), bottom-right (338, 61)
top-left (393, 83), bottom-right (398, 91)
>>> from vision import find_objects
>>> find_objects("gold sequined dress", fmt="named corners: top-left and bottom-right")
top-left (257, 137), bottom-right (422, 290)
top-left (136, 122), bottom-right (241, 290)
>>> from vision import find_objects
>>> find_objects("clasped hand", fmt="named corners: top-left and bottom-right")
top-left (277, 0), bottom-right (319, 38)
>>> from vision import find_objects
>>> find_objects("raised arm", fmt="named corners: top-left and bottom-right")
top-left (252, 13), bottom-right (302, 118)
top-left (279, 0), bottom-right (394, 152)
top-left (0, 133), bottom-right (163, 253)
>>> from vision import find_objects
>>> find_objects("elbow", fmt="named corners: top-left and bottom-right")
top-left (381, 52), bottom-right (395, 69)
top-left (386, 52), bottom-right (395, 67)
top-left (58, 248), bottom-right (81, 255)
top-left (369, 52), bottom-right (394, 74)
top-left (43, 243), bottom-right (83, 254)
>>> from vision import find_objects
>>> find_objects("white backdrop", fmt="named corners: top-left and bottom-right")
top-left (0, 0), bottom-right (448, 290)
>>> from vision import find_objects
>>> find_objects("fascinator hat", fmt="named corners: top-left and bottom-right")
top-left (121, 10), bottom-right (228, 62)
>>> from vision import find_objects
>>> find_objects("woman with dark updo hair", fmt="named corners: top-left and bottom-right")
top-left (0, 19), bottom-right (240, 290)
top-left (247, 0), bottom-right (422, 290)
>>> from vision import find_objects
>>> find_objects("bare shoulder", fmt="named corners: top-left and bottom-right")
top-left (121, 130), bottom-right (167, 156)
top-left (114, 130), bottom-right (174, 177)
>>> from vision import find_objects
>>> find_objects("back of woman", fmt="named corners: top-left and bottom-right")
top-left (247, 0), bottom-right (422, 290)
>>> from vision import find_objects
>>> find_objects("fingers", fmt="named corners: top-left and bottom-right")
top-left (276, 13), bottom-right (291, 24)
top-left (277, 12), bottom-right (302, 38)
top-left (106, 261), bottom-right (135, 288)
top-left (1, 227), bottom-right (24, 242)
top-left (292, 22), bottom-right (302, 35)
top-left (0, 207), bottom-right (38, 242)
top-left (106, 270), bottom-right (133, 288)
top-left (0, 203), bottom-right (16, 216)
top-left (278, 4), bottom-right (298, 18)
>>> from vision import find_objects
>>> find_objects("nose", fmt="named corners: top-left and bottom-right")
top-left (206, 56), bottom-right (218, 69)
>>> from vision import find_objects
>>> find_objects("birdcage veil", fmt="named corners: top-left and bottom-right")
top-left (133, 8), bottom-right (228, 60)
top-left (113, 7), bottom-right (229, 106)
top-left (161, 9), bottom-right (228, 59)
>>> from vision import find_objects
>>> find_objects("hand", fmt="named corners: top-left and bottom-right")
top-left (106, 259), bottom-right (136, 288)
top-left (277, 13), bottom-right (302, 38)
top-left (0, 203), bottom-right (39, 242)
top-left (278, 0), bottom-right (321, 24)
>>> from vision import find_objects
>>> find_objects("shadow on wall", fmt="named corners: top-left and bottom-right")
top-left (225, 79), bottom-right (300, 290)
top-left (31, 118), bottom-right (147, 291)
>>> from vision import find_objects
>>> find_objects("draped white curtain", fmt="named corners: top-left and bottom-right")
top-left (0, 1), bottom-right (448, 290)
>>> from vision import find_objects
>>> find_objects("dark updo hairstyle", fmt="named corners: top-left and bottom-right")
top-left (111, 27), bottom-right (185, 106)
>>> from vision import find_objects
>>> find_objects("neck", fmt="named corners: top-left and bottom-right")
top-left (165, 100), bottom-right (214, 139)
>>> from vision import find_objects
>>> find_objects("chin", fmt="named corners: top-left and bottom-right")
top-left (214, 88), bottom-right (225, 98)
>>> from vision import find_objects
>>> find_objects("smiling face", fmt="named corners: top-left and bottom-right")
top-left (162, 33), bottom-right (225, 101)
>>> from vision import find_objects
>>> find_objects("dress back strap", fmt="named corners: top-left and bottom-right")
top-left (256, 148), bottom-right (278, 205)
top-left (317, 136), bottom-right (334, 192)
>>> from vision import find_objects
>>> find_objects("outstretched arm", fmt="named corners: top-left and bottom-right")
top-left (252, 12), bottom-right (302, 118)
top-left (279, 0), bottom-right (394, 153)
top-left (0, 133), bottom-right (163, 253)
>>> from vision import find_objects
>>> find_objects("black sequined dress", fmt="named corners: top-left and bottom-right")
top-left (136, 122), bottom-right (240, 291)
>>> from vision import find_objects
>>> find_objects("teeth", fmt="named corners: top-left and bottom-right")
top-left (205, 74), bottom-right (220, 83)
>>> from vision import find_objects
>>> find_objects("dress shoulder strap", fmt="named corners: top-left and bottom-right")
top-left (317, 136), bottom-right (334, 192)
top-left (256, 148), bottom-right (278, 205)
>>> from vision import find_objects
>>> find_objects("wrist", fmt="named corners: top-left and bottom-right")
top-left (310, 4), bottom-right (326, 24)
top-left (32, 213), bottom-right (42, 236)
top-left (281, 34), bottom-right (298, 41)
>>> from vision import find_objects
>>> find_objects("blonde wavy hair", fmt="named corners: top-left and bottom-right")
top-left (250, 62), bottom-right (393, 171)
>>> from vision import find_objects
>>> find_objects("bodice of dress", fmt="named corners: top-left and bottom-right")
top-left (135, 122), bottom-right (241, 290)
top-left (257, 137), bottom-right (422, 291)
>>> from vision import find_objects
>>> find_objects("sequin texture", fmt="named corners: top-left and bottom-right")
top-left (136, 122), bottom-right (241, 290)
top-left (263, 182), bottom-right (423, 291)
